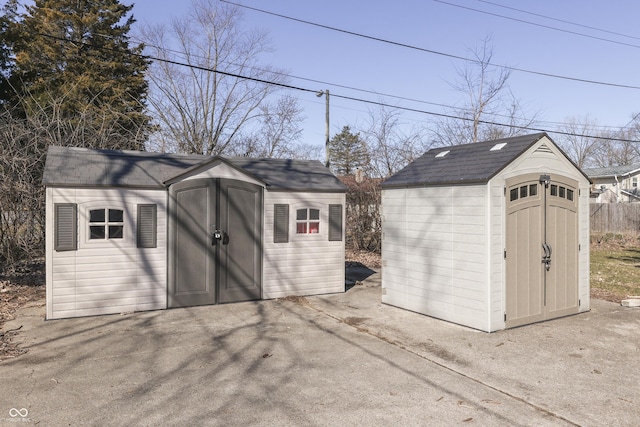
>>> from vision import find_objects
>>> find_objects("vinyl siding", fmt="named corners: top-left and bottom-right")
top-left (488, 182), bottom-right (506, 331)
top-left (262, 192), bottom-right (345, 299)
top-left (382, 185), bottom-right (490, 330)
top-left (46, 187), bottom-right (167, 319)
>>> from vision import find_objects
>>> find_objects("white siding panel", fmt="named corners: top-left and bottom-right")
top-left (262, 191), bottom-right (345, 299)
top-left (46, 187), bottom-right (167, 319)
top-left (381, 185), bottom-right (490, 331)
top-left (487, 181), bottom-right (506, 331)
top-left (578, 184), bottom-right (590, 312)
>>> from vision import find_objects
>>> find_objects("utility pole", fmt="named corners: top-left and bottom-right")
top-left (317, 89), bottom-right (330, 168)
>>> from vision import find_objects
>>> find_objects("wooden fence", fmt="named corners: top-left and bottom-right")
top-left (590, 203), bottom-right (640, 234)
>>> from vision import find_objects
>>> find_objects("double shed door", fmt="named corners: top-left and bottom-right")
top-left (168, 178), bottom-right (262, 308)
top-left (505, 173), bottom-right (579, 328)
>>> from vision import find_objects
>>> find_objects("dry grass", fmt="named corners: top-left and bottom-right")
top-left (591, 234), bottom-right (640, 303)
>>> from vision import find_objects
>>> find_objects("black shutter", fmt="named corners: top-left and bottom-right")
top-left (54, 203), bottom-right (77, 251)
top-left (137, 204), bottom-right (157, 248)
top-left (328, 204), bottom-right (343, 241)
top-left (273, 204), bottom-right (289, 243)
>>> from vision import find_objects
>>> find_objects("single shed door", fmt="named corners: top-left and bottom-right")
top-left (168, 178), bottom-right (262, 308)
top-left (505, 173), bottom-right (579, 328)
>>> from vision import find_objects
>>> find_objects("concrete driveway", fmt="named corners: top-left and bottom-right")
top-left (1, 271), bottom-right (639, 426)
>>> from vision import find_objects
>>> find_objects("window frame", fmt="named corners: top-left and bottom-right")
top-left (295, 208), bottom-right (321, 235)
top-left (81, 204), bottom-right (131, 247)
top-left (88, 208), bottom-right (124, 241)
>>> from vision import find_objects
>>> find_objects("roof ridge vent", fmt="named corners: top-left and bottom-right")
top-left (490, 142), bottom-right (507, 151)
top-left (535, 143), bottom-right (553, 153)
top-left (435, 150), bottom-right (450, 158)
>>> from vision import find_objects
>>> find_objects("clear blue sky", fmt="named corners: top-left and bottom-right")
top-left (130, 0), bottom-right (640, 150)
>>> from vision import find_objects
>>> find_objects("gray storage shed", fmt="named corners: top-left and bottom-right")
top-left (43, 146), bottom-right (346, 319)
top-left (381, 133), bottom-right (591, 332)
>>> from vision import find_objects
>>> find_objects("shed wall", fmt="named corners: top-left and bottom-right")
top-left (381, 185), bottom-right (490, 330)
top-left (262, 191), bottom-right (345, 299)
top-left (46, 187), bottom-right (167, 319)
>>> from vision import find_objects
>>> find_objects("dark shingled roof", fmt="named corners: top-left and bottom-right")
top-left (43, 146), bottom-right (346, 192)
top-left (382, 133), bottom-right (549, 188)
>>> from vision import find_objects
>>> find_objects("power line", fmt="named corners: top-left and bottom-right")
top-left (221, 0), bottom-right (640, 91)
top-left (436, 0), bottom-right (640, 50)
top-left (136, 36), bottom-right (629, 133)
top-left (476, 0), bottom-right (640, 42)
top-left (37, 32), bottom-right (640, 143)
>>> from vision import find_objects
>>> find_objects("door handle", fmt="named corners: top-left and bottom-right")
top-left (541, 243), bottom-right (552, 271)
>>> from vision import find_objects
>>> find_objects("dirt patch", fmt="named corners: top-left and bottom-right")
top-left (346, 249), bottom-right (381, 269)
top-left (0, 258), bottom-right (45, 360)
top-left (343, 316), bottom-right (369, 326)
top-left (277, 295), bottom-right (309, 305)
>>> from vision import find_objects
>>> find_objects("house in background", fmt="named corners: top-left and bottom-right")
top-left (583, 163), bottom-right (640, 203)
top-left (43, 146), bottom-right (346, 320)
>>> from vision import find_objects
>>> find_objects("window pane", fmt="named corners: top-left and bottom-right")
top-left (510, 188), bottom-right (518, 201)
top-left (550, 185), bottom-right (558, 196)
top-left (90, 225), bottom-right (105, 239)
top-left (567, 189), bottom-right (574, 201)
top-left (309, 209), bottom-right (320, 220)
top-left (529, 184), bottom-right (537, 196)
top-left (520, 186), bottom-right (528, 198)
top-left (109, 209), bottom-right (123, 222)
top-left (559, 186), bottom-right (566, 198)
top-left (296, 209), bottom-right (307, 221)
top-left (296, 223), bottom-right (307, 234)
top-left (309, 222), bottom-right (319, 233)
top-left (90, 209), bottom-right (105, 223)
top-left (109, 225), bottom-right (123, 239)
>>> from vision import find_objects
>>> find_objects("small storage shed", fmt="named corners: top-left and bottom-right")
top-left (381, 133), bottom-right (590, 332)
top-left (43, 146), bottom-right (346, 320)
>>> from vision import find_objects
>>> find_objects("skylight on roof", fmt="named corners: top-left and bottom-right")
top-left (490, 142), bottom-right (507, 151)
top-left (435, 150), bottom-right (450, 158)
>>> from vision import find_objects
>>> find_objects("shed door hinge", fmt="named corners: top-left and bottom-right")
top-left (503, 186), bottom-right (506, 196)
top-left (504, 249), bottom-right (507, 259)
top-left (504, 313), bottom-right (507, 321)
top-left (579, 299), bottom-right (581, 307)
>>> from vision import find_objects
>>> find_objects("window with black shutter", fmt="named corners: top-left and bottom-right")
top-left (328, 204), bottom-right (343, 241)
top-left (137, 204), bottom-right (157, 248)
top-left (54, 203), bottom-right (77, 251)
top-left (273, 204), bottom-right (289, 243)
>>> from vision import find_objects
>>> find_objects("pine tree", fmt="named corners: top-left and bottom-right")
top-left (328, 125), bottom-right (370, 176)
top-left (3, 0), bottom-right (151, 150)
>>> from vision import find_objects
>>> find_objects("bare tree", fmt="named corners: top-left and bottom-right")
top-left (433, 36), bottom-right (539, 145)
top-left (557, 114), bottom-right (640, 168)
top-left (226, 94), bottom-right (317, 159)
top-left (0, 91), bottom-right (149, 265)
top-left (555, 115), bottom-right (601, 168)
top-left (364, 103), bottom-right (430, 177)
top-left (141, 0), bottom-right (291, 155)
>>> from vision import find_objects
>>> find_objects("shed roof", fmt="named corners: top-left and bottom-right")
top-left (382, 133), bottom-right (583, 188)
top-left (43, 146), bottom-right (346, 192)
